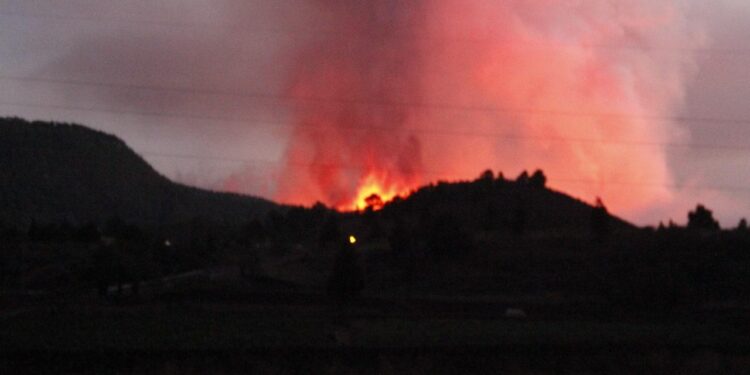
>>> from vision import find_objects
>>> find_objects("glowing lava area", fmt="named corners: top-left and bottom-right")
top-left (265, 0), bottom-right (704, 222)
top-left (345, 172), bottom-right (413, 211)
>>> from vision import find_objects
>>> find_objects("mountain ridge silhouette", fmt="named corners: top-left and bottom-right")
top-left (0, 117), bottom-right (277, 226)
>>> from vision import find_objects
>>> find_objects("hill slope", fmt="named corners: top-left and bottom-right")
top-left (0, 117), bottom-right (277, 225)
top-left (380, 172), bottom-right (635, 234)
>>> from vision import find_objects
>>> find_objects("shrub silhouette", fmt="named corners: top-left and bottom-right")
top-left (590, 197), bottom-right (611, 238)
top-left (687, 204), bottom-right (720, 231)
top-left (364, 193), bottom-right (384, 210)
top-left (478, 169), bottom-right (494, 181)
top-left (737, 218), bottom-right (748, 231)
top-left (529, 169), bottom-right (547, 188)
top-left (516, 170), bottom-right (530, 184)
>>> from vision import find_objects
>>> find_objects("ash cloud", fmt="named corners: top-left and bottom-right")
top-left (275, 0), bottom-right (705, 218)
top-left (275, 0), bottom-right (431, 207)
top-left (8, 1), bottom-right (750, 223)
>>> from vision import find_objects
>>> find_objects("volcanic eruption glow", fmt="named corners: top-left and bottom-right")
top-left (348, 172), bottom-right (412, 211)
top-left (271, 0), bottom-right (704, 219)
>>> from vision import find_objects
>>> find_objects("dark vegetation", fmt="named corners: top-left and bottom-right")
top-left (2, 119), bottom-right (750, 372)
top-left (0, 117), bottom-right (277, 226)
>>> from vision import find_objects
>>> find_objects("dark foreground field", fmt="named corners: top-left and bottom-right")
top-left (2, 286), bottom-right (750, 374)
top-left (6, 347), bottom-right (750, 374)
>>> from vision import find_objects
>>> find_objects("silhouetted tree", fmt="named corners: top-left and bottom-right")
top-left (529, 169), bottom-right (547, 188)
top-left (687, 204), bottom-right (720, 231)
top-left (516, 170), bottom-right (530, 184)
top-left (326, 237), bottom-right (364, 302)
top-left (477, 169), bottom-right (496, 193)
top-left (738, 218), bottom-right (748, 232)
top-left (311, 201), bottom-right (328, 212)
top-left (590, 197), bottom-right (611, 238)
top-left (365, 193), bottom-right (384, 211)
top-left (657, 221), bottom-right (666, 232)
top-left (479, 169), bottom-right (494, 181)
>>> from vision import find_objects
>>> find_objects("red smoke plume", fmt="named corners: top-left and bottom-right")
top-left (274, 0), bottom-right (702, 216)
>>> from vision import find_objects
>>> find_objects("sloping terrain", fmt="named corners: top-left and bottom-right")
top-left (0, 117), bottom-right (276, 225)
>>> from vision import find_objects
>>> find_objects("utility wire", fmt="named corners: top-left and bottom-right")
top-left (5, 131), bottom-right (748, 193)
top-left (3, 74), bottom-right (749, 128)
top-left (1, 10), bottom-right (749, 56)
top-left (3, 8), bottom-right (748, 196)
top-left (2, 99), bottom-right (750, 152)
top-left (139, 151), bottom-right (750, 193)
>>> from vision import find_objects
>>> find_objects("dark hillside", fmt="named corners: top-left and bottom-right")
top-left (0, 117), bottom-right (276, 226)
top-left (381, 171), bottom-right (635, 234)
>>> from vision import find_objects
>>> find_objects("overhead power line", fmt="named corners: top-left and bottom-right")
top-left (2, 99), bottom-right (750, 152)
top-left (3, 74), bottom-right (749, 127)
top-left (6, 136), bottom-right (749, 193)
top-left (1, 10), bottom-right (750, 56)
top-left (139, 150), bottom-right (750, 193)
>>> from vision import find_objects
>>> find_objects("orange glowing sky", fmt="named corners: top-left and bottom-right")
top-left (273, 0), bottom-right (703, 219)
top-left (6, 1), bottom-right (750, 225)
top-left (347, 173), bottom-right (413, 211)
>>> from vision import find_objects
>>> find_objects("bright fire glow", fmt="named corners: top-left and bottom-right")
top-left (345, 173), bottom-right (411, 211)
top-left (266, 0), bottom-right (703, 223)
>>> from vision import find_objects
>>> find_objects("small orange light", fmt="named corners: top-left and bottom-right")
top-left (348, 235), bottom-right (357, 245)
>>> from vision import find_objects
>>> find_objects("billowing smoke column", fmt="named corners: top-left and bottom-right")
top-left (276, 0), bottom-right (429, 209)
top-left (275, 0), bottom-right (702, 216)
